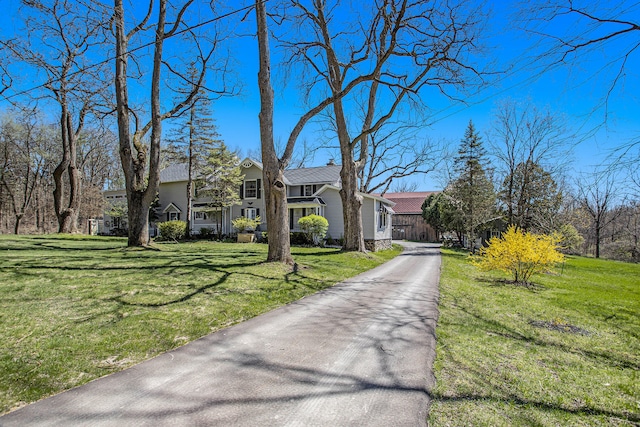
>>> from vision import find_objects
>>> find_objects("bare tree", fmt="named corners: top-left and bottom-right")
top-left (359, 127), bottom-right (439, 195)
top-left (256, 0), bottom-right (360, 262)
top-left (281, 0), bottom-right (488, 251)
top-left (0, 45), bottom-right (11, 97)
top-left (0, 109), bottom-right (52, 234)
top-left (256, 0), bottom-right (293, 264)
top-left (390, 180), bottom-right (419, 194)
top-left (489, 100), bottom-right (570, 231)
top-left (576, 168), bottom-right (621, 258)
top-left (4, 0), bottom-right (111, 233)
top-left (519, 1), bottom-right (639, 122)
top-left (113, 0), bottom-right (228, 246)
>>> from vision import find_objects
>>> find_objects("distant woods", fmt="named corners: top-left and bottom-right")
top-left (0, 108), bottom-right (121, 234)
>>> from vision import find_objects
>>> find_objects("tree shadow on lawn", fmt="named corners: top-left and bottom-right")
top-left (434, 306), bottom-right (639, 423)
top-left (456, 303), bottom-right (639, 372)
top-left (432, 390), bottom-right (639, 423)
top-left (3, 253), bottom-right (266, 272)
top-left (111, 271), bottom-right (233, 308)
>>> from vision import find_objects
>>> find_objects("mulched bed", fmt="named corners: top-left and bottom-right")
top-left (529, 320), bottom-right (591, 335)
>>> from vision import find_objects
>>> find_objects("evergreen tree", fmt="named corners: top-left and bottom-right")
top-left (165, 78), bottom-right (223, 238)
top-left (447, 120), bottom-right (496, 251)
top-left (201, 144), bottom-right (244, 240)
top-left (422, 194), bottom-right (443, 241)
top-left (499, 160), bottom-right (562, 232)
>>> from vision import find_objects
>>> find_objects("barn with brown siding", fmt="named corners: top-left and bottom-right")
top-left (384, 192), bottom-right (439, 242)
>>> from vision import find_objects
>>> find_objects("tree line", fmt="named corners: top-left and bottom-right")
top-left (422, 103), bottom-right (639, 262)
top-left (1, 0), bottom-right (638, 265)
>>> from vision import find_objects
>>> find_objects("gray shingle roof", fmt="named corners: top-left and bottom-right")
top-left (283, 165), bottom-right (342, 186)
top-left (160, 161), bottom-right (342, 187)
top-left (159, 163), bottom-right (191, 183)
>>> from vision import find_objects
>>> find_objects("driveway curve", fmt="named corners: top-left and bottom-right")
top-left (1, 241), bottom-right (441, 427)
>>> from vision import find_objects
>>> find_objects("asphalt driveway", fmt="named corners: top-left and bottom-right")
top-left (0, 241), bottom-right (441, 426)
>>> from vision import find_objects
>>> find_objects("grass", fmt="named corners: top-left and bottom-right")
top-left (429, 248), bottom-right (640, 426)
top-left (0, 234), bottom-right (401, 415)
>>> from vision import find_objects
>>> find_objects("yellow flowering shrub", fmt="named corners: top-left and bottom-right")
top-left (473, 225), bottom-right (564, 285)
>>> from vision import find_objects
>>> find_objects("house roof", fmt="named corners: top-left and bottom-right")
top-left (287, 196), bottom-right (327, 206)
top-left (159, 163), bottom-right (193, 183)
top-left (382, 192), bottom-right (438, 214)
top-left (161, 158), bottom-right (342, 188)
top-left (316, 184), bottom-right (396, 207)
top-left (284, 164), bottom-right (342, 186)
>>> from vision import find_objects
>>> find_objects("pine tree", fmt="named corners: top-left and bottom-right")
top-left (201, 144), bottom-right (244, 240)
top-left (447, 120), bottom-right (496, 251)
top-left (165, 78), bottom-right (223, 238)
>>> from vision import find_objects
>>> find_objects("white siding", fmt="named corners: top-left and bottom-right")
top-left (318, 188), bottom-right (344, 240)
top-left (234, 163), bottom-right (267, 230)
top-left (361, 197), bottom-right (374, 240)
top-left (159, 182), bottom-right (189, 222)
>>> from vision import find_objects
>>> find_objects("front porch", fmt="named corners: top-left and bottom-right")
top-left (288, 196), bottom-right (326, 231)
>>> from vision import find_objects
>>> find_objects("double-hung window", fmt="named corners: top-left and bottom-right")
top-left (303, 185), bottom-right (315, 196)
top-left (378, 203), bottom-right (388, 229)
top-left (244, 180), bottom-right (257, 198)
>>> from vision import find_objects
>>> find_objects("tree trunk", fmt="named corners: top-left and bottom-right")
top-left (339, 160), bottom-right (365, 252)
top-left (256, 0), bottom-right (293, 265)
top-left (52, 154), bottom-right (70, 231)
top-left (333, 92), bottom-right (365, 252)
top-left (185, 179), bottom-right (193, 239)
top-left (127, 190), bottom-right (150, 246)
top-left (53, 105), bottom-right (81, 234)
top-left (113, 0), bottom-right (164, 247)
top-left (185, 105), bottom-right (195, 239)
top-left (14, 213), bottom-right (22, 235)
top-left (264, 167), bottom-right (293, 264)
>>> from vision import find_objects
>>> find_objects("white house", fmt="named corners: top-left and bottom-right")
top-left (103, 158), bottom-right (395, 250)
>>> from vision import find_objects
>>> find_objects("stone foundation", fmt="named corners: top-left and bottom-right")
top-left (364, 238), bottom-right (393, 252)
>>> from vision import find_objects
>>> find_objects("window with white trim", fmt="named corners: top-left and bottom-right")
top-left (168, 212), bottom-right (180, 221)
top-left (304, 185), bottom-right (314, 196)
top-left (378, 203), bottom-right (388, 229)
top-left (194, 212), bottom-right (208, 220)
top-left (245, 208), bottom-right (258, 220)
top-left (244, 180), bottom-right (257, 198)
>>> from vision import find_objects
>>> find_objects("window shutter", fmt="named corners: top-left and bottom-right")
top-left (239, 183), bottom-right (244, 199)
top-left (290, 209), bottom-right (294, 229)
top-left (313, 185), bottom-right (317, 194)
top-left (256, 179), bottom-right (261, 199)
top-left (256, 208), bottom-right (260, 218)
top-left (241, 208), bottom-right (245, 217)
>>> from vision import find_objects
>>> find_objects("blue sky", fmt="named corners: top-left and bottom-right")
top-left (1, 0), bottom-right (638, 191)
top-left (208, 0), bottom-right (640, 190)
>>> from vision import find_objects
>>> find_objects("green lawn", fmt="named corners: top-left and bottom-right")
top-left (429, 249), bottom-right (640, 426)
top-left (0, 234), bottom-right (401, 415)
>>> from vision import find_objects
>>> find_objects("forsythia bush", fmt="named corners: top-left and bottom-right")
top-left (298, 214), bottom-right (329, 246)
top-left (232, 216), bottom-right (261, 233)
top-left (473, 225), bottom-right (564, 285)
